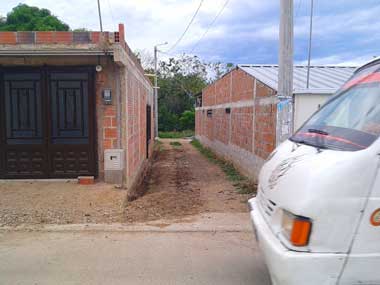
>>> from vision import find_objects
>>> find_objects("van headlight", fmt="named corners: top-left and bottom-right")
top-left (282, 210), bottom-right (312, 247)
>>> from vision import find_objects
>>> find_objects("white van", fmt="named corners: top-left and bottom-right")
top-left (249, 58), bottom-right (380, 285)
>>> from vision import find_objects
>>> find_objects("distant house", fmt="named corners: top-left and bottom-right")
top-left (0, 24), bottom-right (154, 189)
top-left (195, 65), bottom-right (356, 181)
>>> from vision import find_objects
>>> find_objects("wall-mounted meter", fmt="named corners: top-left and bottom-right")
top-left (102, 89), bottom-right (112, 105)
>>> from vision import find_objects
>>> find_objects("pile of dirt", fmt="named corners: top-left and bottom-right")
top-left (124, 139), bottom-right (249, 223)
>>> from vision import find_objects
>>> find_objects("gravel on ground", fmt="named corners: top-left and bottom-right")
top-left (0, 181), bottom-right (126, 227)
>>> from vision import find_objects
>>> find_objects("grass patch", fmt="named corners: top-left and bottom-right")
top-left (159, 130), bottom-right (194, 139)
top-left (170, 141), bottom-right (182, 147)
top-left (191, 139), bottom-right (257, 195)
top-left (154, 140), bottom-right (164, 152)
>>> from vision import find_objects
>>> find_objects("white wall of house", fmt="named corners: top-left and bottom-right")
top-left (293, 93), bottom-right (332, 131)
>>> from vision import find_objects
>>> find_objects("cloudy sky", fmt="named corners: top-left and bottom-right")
top-left (1, 0), bottom-right (379, 66)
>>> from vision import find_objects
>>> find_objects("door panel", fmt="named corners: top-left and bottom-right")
top-left (48, 71), bottom-right (95, 178)
top-left (1, 72), bottom-right (48, 178)
top-left (0, 68), bottom-right (96, 179)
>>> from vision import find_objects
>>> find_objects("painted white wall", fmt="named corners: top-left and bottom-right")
top-left (293, 93), bottom-right (332, 131)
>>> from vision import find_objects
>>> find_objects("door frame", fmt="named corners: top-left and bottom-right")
top-left (146, 104), bottom-right (152, 159)
top-left (0, 65), bottom-right (98, 179)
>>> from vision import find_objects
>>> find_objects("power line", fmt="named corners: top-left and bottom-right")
top-left (165, 0), bottom-right (204, 53)
top-left (189, 0), bottom-right (230, 54)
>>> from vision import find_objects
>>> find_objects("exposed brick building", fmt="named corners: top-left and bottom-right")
top-left (0, 24), bottom-right (154, 191)
top-left (195, 65), bottom-right (355, 181)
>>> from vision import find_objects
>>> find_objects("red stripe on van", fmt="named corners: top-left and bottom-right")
top-left (343, 72), bottom-right (380, 90)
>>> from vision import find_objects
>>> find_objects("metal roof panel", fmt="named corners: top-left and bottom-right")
top-left (238, 64), bottom-right (356, 94)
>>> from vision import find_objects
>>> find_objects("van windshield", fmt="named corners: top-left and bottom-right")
top-left (291, 65), bottom-right (380, 151)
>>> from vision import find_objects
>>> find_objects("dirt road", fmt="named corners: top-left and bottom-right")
top-left (125, 139), bottom-right (250, 223)
top-left (0, 139), bottom-right (250, 227)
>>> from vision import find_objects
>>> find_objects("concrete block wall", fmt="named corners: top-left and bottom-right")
top-left (195, 68), bottom-right (277, 182)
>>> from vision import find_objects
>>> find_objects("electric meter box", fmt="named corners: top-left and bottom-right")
top-left (104, 149), bottom-right (124, 171)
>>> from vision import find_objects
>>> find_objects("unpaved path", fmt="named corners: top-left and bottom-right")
top-left (125, 139), bottom-right (249, 223)
top-left (0, 139), bottom-right (250, 227)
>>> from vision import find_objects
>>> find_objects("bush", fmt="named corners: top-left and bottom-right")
top-left (179, 110), bottom-right (195, 131)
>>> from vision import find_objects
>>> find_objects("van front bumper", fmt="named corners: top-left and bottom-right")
top-left (248, 198), bottom-right (346, 285)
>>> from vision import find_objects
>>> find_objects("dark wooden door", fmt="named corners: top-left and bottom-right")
top-left (0, 71), bottom-right (48, 178)
top-left (0, 67), bottom-right (96, 179)
top-left (48, 70), bottom-right (96, 178)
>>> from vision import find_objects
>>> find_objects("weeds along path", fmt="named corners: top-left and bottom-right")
top-left (124, 139), bottom-right (249, 223)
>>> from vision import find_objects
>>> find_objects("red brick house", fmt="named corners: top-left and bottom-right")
top-left (195, 65), bottom-right (355, 181)
top-left (0, 24), bottom-right (154, 190)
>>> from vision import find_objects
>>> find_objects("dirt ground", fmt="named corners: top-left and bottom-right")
top-left (124, 139), bottom-right (249, 223)
top-left (0, 181), bottom-right (126, 226)
top-left (0, 139), bottom-right (250, 227)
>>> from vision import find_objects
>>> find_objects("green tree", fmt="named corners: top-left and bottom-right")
top-left (0, 4), bottom-right (69, 31)
top-left (179, 110), bottom-right (195, 131)
top-left (137, 53), bottom-right (234, 132)
top-left (157, 55), bottom-right (207, 131)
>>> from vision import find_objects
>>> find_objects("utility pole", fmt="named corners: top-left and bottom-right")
top-left (97, 0), bottom-right (103, 32)
top-left (153, 42), bottom-right (168, 139)
top-left (154, 45), bottom-right (158, 139)
top-left (277, 0), bottom-right (294, 145)
top-left (306, 0), bottom-right (314, 89)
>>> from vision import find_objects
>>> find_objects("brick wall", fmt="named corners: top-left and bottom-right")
top-left (195, 67), bottom-right (277, 181)
top-left (0, 31), bottom-right (111, 45)
top-left (95, 63), bottom-right (120, 180)
top-left (123, 65), bottom-right (154, 189)
top-left (231, 106), bottom-right (254, 152)
top-left (231, 68), bottom-right (254, 102)
top-left (93, 24), bottom-right (154, 187)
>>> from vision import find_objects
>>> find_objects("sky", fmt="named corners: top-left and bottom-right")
top-left (1, 0), bottom-right (380, 66)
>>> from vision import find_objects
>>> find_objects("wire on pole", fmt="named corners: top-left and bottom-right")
top-left (189, 0), bottom-right (230, 54)
top-left (165, 0), bottom-right (204, 53)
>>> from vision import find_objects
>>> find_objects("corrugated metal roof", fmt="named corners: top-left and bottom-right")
top-left (238, 64), bottom-right (357, 94)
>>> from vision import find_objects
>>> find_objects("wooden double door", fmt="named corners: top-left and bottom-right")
top-left (0, 67), bottom-right (96, 179)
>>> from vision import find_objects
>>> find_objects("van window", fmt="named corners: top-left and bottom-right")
top-left (291, 64), bottom-right (380, 151)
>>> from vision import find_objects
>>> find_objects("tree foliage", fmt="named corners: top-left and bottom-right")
top-left (137, 53), bottom-right (235, 132)
top-left (0, 4), bottom-right (69, 31)
top-left (156, 55), bottom-right (208, 131)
